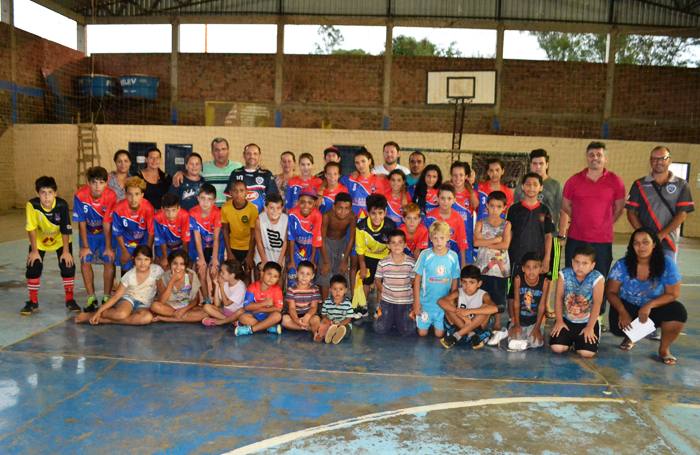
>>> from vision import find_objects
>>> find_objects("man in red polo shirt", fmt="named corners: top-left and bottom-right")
top-left (561, 141), bottom-right (626, 320)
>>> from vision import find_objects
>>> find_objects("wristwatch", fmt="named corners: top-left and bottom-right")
top-left (557, 235), bottom-right (567, 241)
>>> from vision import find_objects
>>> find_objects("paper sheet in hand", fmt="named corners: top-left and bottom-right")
top-left (623, 318), bottom-right (656, 343)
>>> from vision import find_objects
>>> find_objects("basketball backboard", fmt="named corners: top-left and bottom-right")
top-left (426, 71), bottom-right (497, 105)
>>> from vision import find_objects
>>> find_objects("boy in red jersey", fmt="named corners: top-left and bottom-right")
top-left (235, 262), bottom-right (284, 336)
top-left (189, 183), bottom-right (222, 304)
top-left (154, 193), bottom-right (191, 269)
top-left (399, 203), bottom-right (429, 258)
top-left (112, 177), bottom-right (155, 273)
top-left (72, 166), bottom-right (117, 312)
top-left (287, 188), bottom-right (323, 272)
top-left (424, 184), bottom-right (469, 266)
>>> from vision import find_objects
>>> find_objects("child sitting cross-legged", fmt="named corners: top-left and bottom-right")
top-left (508, 252), bottom-right (551, 349)
top-left (439, 265), bottom-right (498, 349)
top-left (282, 260), bottom-right (322, 334)
top-left (201, 259), bottom-right (247, 326)
top-left (235, 262), bottom-right (284, 336)
top-left (150, 250), bottom-right (207, 323)
top-left (316, 274), bottom-right (354, 344)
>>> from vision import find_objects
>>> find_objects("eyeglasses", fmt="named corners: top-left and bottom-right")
top-left (650, 156), bottom-right (670, 163)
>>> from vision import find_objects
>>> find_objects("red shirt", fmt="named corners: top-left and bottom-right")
top-left (399, 223), bottom-right (429, 257)
top-left (154, 208), bottom-right (191, 252)
top-left (477, 182), bottom-right (514, 208)
top-left (424, 208), bottom-right (469, 252)
top-left (563, 168), bottom-right (626, 243)
top-left (243, 281), bottom-right (284, 308)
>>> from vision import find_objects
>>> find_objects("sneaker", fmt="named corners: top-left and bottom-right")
top-left (650, 328), bottom-right (662, 341)
top-left (235, 325), bottom-right (253, 336)
top-left (325, 325), bottom-right (339, 343)
top-left (469, 334), bottom-right (485, 349)
top-left (84, 296), bottom-right (99, 312)
top-left (353, 306), bottom-right (368, 319)
top-left (20, 301), bottom-right (38, 315)
top-left (267, 324), bottom-right (282, 334)
top-left (202, 317), bottom-right (218, 327)
top-left (441, 335), bottom-right (457, 349)
top-left (102, 296), bottom-right (110, 304)
top-left (66, 299), bottom-right (81, 312)
top-left (487, 328), bottom-right (508, 346)
top-left (332, 325), bottom-right (347, 344)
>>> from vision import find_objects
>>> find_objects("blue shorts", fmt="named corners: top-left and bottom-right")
top-left (114, 244), bottom-right (138, 271)
top-left (189, 244), bottom-right (225, 266)
top-left (416, 304), bottom-right (445, 331)
top-left (118, 296), bottom-right (149, 314)
top-left (79, 234), bottom-right (112, 263)
top-left (252, 312), bottom-right (270, 322)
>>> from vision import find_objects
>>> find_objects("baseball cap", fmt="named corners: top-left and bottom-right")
top-left (323, 147), bottom-right (340, 158)
top-left (299, 187), bottom-right (318, 199)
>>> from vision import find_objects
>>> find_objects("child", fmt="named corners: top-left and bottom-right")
top-left (222, 180), bottom-right (258, 284)
top-left (285, 152), bottom-right (322, 210)
top-left (23, 176), bottom-right (78, 314)
top-left (384, 169), bottom-right (411, 227)
top-left (413, 221), bottom-right (461, 337)
top-left (398, 203), bottom-right (429, 259)
top-left (287, 188), bottom-right (323, 273)
top-left (76, 245), bottom-right (162, 325)
top-left (474, 191), bottom-right (512, 331)
top-left (318, 192), bottom-right (356, 301)
top-left (476, 157), bottom-right (514, 221)
top-left (282, 260), bottom-right (322, 334)
top-left (235, 262), bottom-right (284, 336)
top-left (151, 250), bottom-right (207, 323)
top-left (439, 265), bottom-right (498, 349)
top-left (318, 162), bottom-right (348, 214)
top-left (409, 165), bottom-right (442, 216)
top-left (550, 245), bottom-right (604, 358)
top-left (254, 193), bottom-right (288, 283)
top-left (355, 194), bottom-right (397, 313)
top-left (506, 173), bottom-right (554, 326)
top-left (169, 152), bottom-right (204, 211)
top-left (189, 183), bottom-right (223, 304)
top-left (201, 259), bottom-right (247, 326)
top-left (424, 184), bottom-right (469, 266)
top-left (112, 177), bottom-right (155, 273)
top-left (508, 252), bottom-right (550, 348)
top-left (72, 166), bottom-right (117, 312)
top-left (373, 229), bottom-right (416, 336)
top-left (450, 161), bottom-right (478, 261)
top-left (319, 274), bottom-right (354, 344)
top-left (154, 193), bottom-right (191, 270)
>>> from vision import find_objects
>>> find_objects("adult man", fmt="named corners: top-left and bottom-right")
top-left (626, 146), bottom-right (694, 262)
top-left (315, 147), bottom-right (341, 179)
top-left (562, 141), bottom-right (626, 318)
top-left (372, 141), bottom-right (410, 176)
top-left (406, 151), bottom-right (426, 186)
top-left (172, 137), bottom-right (243, 207)
top-left (225, 143), bottom-right (278, 213)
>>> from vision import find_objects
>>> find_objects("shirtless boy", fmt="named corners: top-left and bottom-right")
top-left (318, 193), bottom-right (356, 301)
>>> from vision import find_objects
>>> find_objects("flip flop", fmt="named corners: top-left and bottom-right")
top-left (661, 355), bottom-right (677, 365)
top-left (619, 341), bottom-right (635, 351)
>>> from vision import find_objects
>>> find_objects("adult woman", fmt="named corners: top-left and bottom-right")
top-left (108, 150), bottom-right (133, 202)
top-left (409, 164), bottom-right (442, 216)
top-left (136, 147), bottom-right (172, 211)
top-left (275, 151), bottom-right (296, 207)
top-left (606, 227), bottom-right (687, 365)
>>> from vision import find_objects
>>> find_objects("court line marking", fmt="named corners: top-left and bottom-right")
top-left (0, 315), bottom-right (74, 351)
top-left (221, 396), bottom-right (626, 455)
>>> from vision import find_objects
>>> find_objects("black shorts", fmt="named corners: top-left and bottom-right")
top-left (609, 299), bottom-right (687, 337)
top-left (26, 243), bottom-right (75, 279)
top-left (362, 256), bottom-right (381, 285)
top-left (480, 275), bottom-right (507, 313)
top-left (549, 319), bottom-right (600, 353)
top-left (231, 249), bottom-right (249, 264)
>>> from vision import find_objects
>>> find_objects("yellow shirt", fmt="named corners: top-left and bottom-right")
top-left (221, 200), bottom-right (258, 251)
top-left (26, 197), bottom-right (72, 251)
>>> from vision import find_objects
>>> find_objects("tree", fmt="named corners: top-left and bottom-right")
top-left (391, 35), bottom-right (463, 57)
top-left (531, 31), bottom-right (699, 66)
top-left (314, 26), bottom-right (344, 55)
top-left (332, 49), bottom-right (371, 56)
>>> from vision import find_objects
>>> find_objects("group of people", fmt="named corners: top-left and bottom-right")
top-left (22, 138), bottom-right (693, 360)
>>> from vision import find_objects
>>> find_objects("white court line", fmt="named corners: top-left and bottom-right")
top-left (681, 284), bottom-right (700, 286)
top-left (222, 396), bottom-right (626, 455)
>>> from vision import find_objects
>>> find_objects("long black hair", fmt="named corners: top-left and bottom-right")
top-left (414, 164), bottom-right (442, 214)
top-left (624, 227), bottom-right (666, 282)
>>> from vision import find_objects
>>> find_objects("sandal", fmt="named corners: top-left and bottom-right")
top-left (661, 355), bottom-right (677, 365)
top-left (619, 341), bottom-right (635, 351)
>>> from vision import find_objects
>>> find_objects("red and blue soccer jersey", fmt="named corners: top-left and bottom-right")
top-left (287, 206), bottom-right (323, 267)
top-left (72, 186), bottom-right (117, 236)
top-left (399, 224), bottom-right (430, 257)
top-left (453, 188), bottom-right (476, 259)
top-left (383, 191), bottom-right (411, 227)
top-left (112, 199), bottom-right (155, 249)
top-left (339, 174), bottom-right (389, 218)
top-left (285, 176), bottom-right (322, 210)
top-left (424, 208), bottom-right (471, 264)
top-left (476, 182), bottom-right (512, 221)
top-left (189, 205), bottom-right (222, 253)
top-left (319, 184), bottom-right (349, 214)
top-left (243, 281), bottom-right (284, 321)
top-left (154, 208), bottom-right (191, 254)
top-left (408, 185), bottom-right (439, 216)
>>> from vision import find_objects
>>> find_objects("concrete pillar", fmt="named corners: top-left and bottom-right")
top-left (494, 22), bottom-right (505, 124)
top-left (603, 29), bottom-right (617, 138)
top-left (1, 0), bottom-right (10, 24)
top-left (382, 21), bottom-right (393, 131)
top-left (76, 23), bottom-right (86, 54)
top-left (274, 19), bottom-right (284, 127)
top-left (170, 20), bottom-right (179, 124)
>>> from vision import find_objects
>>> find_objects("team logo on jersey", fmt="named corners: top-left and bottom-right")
top-left (436, 265), bottom-right (446, 276)
top-left (539, 214), bottom-right (546, 222)
top-left (246, 192), bottom-right (259, 201)
top-left (667, 184), bottom-right (677, 194)
top-left (370, 185), bottom-right (376, 192)
top-left (256, 177), bottom-right (264, 185)
top-left (54, 213), bottom-right (60, 222)
top-left (242, 215), bottom-right (249, 223)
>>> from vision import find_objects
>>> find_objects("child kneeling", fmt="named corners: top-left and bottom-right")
top-left (508, 252), bottom-right (550, 349)
top-left (282, 260), bottom-right (322, 335)
top-left (316, 275), bottom-right (354, 344)
top-left (439, 265), bottom-right (498, 349)
top-left (234, 262), bottom-right (284, 336)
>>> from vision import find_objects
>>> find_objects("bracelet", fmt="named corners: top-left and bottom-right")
top-left (557, 235), bottom-right (567, 240)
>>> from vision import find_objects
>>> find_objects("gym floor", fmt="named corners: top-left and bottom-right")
top-left (0, 209), bottom-right (698, 454)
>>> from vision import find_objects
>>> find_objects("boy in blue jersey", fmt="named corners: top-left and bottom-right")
top-left (112, 177), bottom-right (155, 273)
top-left (73, 166), bottom-right (117, 312)
top-left (224, 143), bottom-right (278, 213)
top-left (287, 188), bottom-right (323, 271)
top-left (154, 193), bottom-right (191, 269)
top-left (189, 183), bottom-right (223, 304)
top-left (413, 221), bottom-right (461, 337)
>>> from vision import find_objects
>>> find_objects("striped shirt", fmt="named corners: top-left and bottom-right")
top-left (321, 297), bottom-right (354, 323)
top-left (284, 284), bottom-right (322, 316)
top-left (375, 255), bottom-right (416, 305)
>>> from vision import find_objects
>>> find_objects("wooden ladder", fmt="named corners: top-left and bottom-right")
top-left (76, 115), bottom-right (100, 189)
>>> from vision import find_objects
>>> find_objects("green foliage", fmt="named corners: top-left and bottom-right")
top-left (314, 26), bottom-right (344, 55)
top-left (391, 35), bottom-right (463, 57)
top-left (531, 31), bottom-right (699, 66)
top-left (331, 49), bottom-right (371, 55)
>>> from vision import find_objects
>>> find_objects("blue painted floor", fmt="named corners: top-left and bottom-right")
top-left (0, 236), bottom-right (699, 454)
